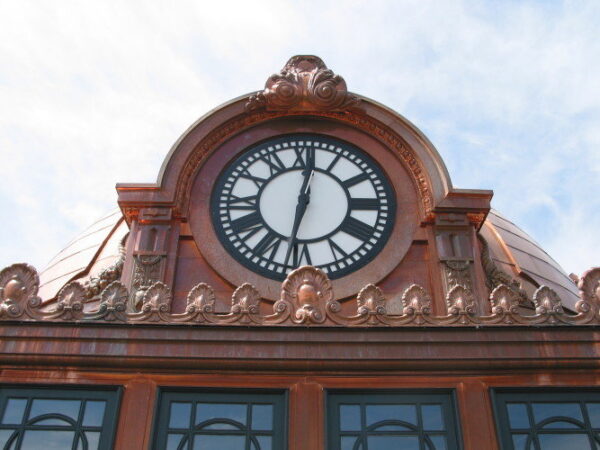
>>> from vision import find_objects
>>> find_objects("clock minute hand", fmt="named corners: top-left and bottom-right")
top-left (284, 151), bottom-right (315, 268)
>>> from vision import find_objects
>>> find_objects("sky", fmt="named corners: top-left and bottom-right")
top-left (0, 0), bottom-right (598, 278)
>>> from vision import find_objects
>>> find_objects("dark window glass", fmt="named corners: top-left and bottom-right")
top-left (0, 386), bottom-right (121, 450)
top-left (153, 390), bottom-right (286, 450)
top-left (493, 390), bottom-right (600, 450)
top-left (327, 391), bottom-right (461, 450)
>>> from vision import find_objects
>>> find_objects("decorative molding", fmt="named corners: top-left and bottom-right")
top-left (139, 207), bottom-right (172, 223)
top-left (3, 263), bottom-right (600, 328)
top-left (245, 55), bottom-right (360, 113)
top-left (466, 213), bottom-right (486, 228)
top-left (131, 254), bottom-right (164, 311)
top-left (478, 234), bottom-right (529, 302)
top-left (174, 109), bottom-right (433, 221)
top-left (84, 233), bottom-right (127, 301)
top-left (443, 260), bottom-right (473, 292)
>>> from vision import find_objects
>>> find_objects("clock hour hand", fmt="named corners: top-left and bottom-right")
top-left (284, 149), bottom-right (315, 268)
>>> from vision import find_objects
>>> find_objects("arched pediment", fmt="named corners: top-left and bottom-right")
top-left (117, 56), bottom-right (453, 223)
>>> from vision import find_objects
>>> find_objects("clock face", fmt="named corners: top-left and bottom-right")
top-left (211, 134), bottom-right (396, 281)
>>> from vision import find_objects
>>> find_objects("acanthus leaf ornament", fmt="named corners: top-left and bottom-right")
top-left (357, 284), bottom-right (386, 316)
top-left (129, 281), bottom-right (172, 322)
top-left (92, 281), bottom-right (128, 322)
top-left (245, 55), bottom-right (360, 113)
top-left (489, 284), bottom-right (523, 315)
top-left (51, 281), bottom-right (85, 320)
top-left (446, 285), bottom-right (476, 321)
top-left (0, 263), bottom-right (39, 318)
top-left (186, 282), bottom-right (216, 314)
top-left (401, 284), bottom-right (432, 316)
top-left (231, 283), bottom-right (261, 314)
top-left (532, 286), bottom-right (563, 316)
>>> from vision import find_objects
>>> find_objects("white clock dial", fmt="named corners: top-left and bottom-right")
top-left (211, 134), bottom-right (396, 280)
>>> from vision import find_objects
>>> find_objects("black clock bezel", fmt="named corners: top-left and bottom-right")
top-left (210, 133), bottom-right (397, 281)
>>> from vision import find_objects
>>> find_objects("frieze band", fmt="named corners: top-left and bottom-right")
top-left (1, 262), bottom-right (599, 328)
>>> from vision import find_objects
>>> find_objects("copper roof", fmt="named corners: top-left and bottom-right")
top-left (480, 210), bottom-right (579, 310)
top-left (38, 210), bottom-right (127, 301)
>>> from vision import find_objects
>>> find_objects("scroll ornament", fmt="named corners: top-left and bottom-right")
top-left (245, 55), bottom-right (360, 113)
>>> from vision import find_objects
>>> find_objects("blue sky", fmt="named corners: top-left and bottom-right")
top-left (0, 0), bottom-right (598, 277)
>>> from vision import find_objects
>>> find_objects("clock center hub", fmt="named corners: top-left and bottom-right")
top-left (259, 170), bottom-right (348, 240)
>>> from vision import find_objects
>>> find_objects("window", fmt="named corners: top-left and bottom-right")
top-left (0, 386), bottom-right (121, 450)
top-left (327, 391), bottom-right (461, 450)
top-left (493, 390), bottom-right (600, 450)
top-left (153, 390), bottom-right (287, 450)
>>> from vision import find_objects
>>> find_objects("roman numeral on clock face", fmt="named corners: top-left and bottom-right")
top-left (226, 195), bottom-right (258, 210)
top-left (230, 212), bottom-right (262, 233)
top-left (239, 169), bottom-right (267, 188)
top-left (292, 147), bottom-right (314, 169)
top-left (349, 198), bottom-right (380, 210)
top-left (340, 216), bottom-right (375, 241)
top-left (259, 152), bottom-right (286, 176)
top-left (328, 238), bottom-right (348, 259)
top-left (342, 172), bottom-right (370, 188)
top-left (291, 243), bottom-right (312, 267)
top-left (253, 231), bottom-right (281, 260)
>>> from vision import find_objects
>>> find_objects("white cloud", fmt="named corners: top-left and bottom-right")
top-left (0, 0), bottom-right (598, 278)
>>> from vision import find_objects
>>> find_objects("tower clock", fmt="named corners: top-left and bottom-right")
top-left (211, 134), bottom-right (396, 281)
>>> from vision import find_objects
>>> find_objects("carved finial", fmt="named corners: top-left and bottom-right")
top-left (245, 55), bottom-right (360, 113)
top-left (532, 286), bottom-right (563, 315)
top-left (401, 284), bottom-right (432, 315)
top-left (281, 266), bottom-right (333, 324)
top-left (489, 284), bottom-right (523, 314)
top-left (231, 283), bottom-right (260, 314)
top-left (357, 284), bottom-right (386, 315)
top-left (0, 263), bottom-right (39, 318)
top-left (446, 285), bottom-right (475, 315)
top-left (186, 283), bottom-right (216, 313)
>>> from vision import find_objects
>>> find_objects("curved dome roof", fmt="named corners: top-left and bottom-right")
top-left (38, 208), bottom-right (580, 311)
top-left (480, 210), bottom-right (579, 310)
top-left (38, 209), bottom-right (128, 301)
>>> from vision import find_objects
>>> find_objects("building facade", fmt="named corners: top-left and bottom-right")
top-left (0, 55), bottom-right (599, 450)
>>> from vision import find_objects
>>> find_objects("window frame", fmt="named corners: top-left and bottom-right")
top-left (0, 384), bottom-right (122, 450)
top-left (325, 389), bottom-right (463, 450)
top-left (491, 388), bottom-right (600, 450)
top-left (151, 387), bottom-right (288, 450)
